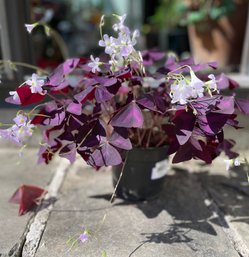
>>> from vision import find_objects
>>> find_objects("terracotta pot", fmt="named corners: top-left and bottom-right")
top-left (188, 1), bottom-right (248, 69)
top-left (112, 147), bottom-right (169, 201)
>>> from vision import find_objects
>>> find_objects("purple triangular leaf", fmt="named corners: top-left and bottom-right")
top-left (206, 113), bottom-right (229, 134)
top-left (137, 94), bottom-right (157, 112)
top-left (111, 101), bottom-right (144, 128)
top-left (43, 110), bottom-right (65, 126)
top-left (214, 96), bottom-right (234, 114)
top-left (172, 142), bottom-right (193, 163)
top-left (59, 144), bottom-right (77, 164)
top-left (66, 102), bottom-right (82, 115)
top-left (235, 98), bottom-right (249, 115)
top-left (90, 143), bottom-right (122, 166)
top-left (74, 86), bottom-right (95, 104)
top-left (109, 131), bottom-right (132, 150)
top-left (219, 139), bottom-right (239, 159)
top-left (173, 110), bottom-right (196, 145)
top-left (95, 86), bottom-right (113, 103)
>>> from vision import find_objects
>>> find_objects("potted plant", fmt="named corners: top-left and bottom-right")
top-left (152, 0), bottom-right (248, 69)
top-left (1, 14), bottom-right (249, 204)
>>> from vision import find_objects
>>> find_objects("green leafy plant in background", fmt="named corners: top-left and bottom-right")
top-left (152, 0), bottom-right (239, 27)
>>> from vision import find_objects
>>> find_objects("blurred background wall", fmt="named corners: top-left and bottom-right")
top-left (0, 0), bottom-right (249, 94)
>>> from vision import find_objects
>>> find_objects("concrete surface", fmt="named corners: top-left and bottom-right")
top-left (0, 111), bottom-right (249, 257)
top-left (0, 148), bottom-right (55, 256)
top-left (35, 160), bottom-right (246, 257)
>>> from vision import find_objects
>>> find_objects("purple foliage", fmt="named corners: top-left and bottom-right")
top-left (3, 15), bottom-right (249, 169)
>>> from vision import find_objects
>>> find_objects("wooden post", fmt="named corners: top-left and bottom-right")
top-left (241, 5), bottom-right (249, 75)
top-left (0, 0), bottom-right (34, 82)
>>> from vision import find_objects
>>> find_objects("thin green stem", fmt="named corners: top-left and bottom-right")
top-left (49, 28), bottom-right (69, 60)
top-left (27, 103), bottom-right (46, 116)
top-left (110, 151), bottom-right (129, 203)
top-left (0, 60), bottom-right (48, 75)
top-left (0, 123), bottom-right (14, 127)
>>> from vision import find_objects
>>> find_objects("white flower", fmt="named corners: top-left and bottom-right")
top-left (132, 30), bottom-right (140, 40)
top-left (189, 70), bottom-right (205, 98)
top-left (9, 91), bottom-right (21, 104)
top-left (224, 158), bottom-right (241, 171)
top-left (170, 80), bottom-right (193, 105)
top-left (99, 34), bottom-right (115, 55)
top-left (234, 158), bottom-right (241, 166)
top-left (143, 77), bottom-right (165, 88)
top-left (0, 122), bottom-right (35, 146)
top-left (13, 114), bottom-right (27, 127)
top-left (25, 23), bottom-right (37, 33)
top-left (113, 14), bottom-right (127, 32)
top-left (224, 159), bottom-right (233, 171)
top-left (207, 74), bottom-right (217, 90)
top-left (26, 73), bottom-right (45, 94)
top-left (12, 123), bottom-right (35, 143)
top-left (88, 55), bottom-right (102, 73)
top-left (116, 34), bottom-right (135, 57)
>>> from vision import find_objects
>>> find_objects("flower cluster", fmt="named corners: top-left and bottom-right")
top-left (170, 71), bottom-right (217, 105)
top-left (0, 113), bottom-right (34, 146)
top-left (89, 14), bottom-right (140, 72)
top-left (1, 14), bottom-right (249, 168)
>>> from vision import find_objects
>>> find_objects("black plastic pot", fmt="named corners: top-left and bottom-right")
top-left (112, 147), bottom-right (169, 201)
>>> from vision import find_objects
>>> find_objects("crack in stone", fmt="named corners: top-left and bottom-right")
top-left (21, 159), bottom-right (71, 257)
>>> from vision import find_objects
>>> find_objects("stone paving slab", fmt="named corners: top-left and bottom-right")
top-left (35, 161), bottom-right (243, 257)
top-left (197, 158), bottom-right (249, 252)
top-left (0, 148), bottom-right (55, 256)
top-left (0, 110), bottom-right (248, 257)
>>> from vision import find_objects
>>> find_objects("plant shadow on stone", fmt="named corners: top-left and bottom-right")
top-left (90, 165), bottom-right (249, 246)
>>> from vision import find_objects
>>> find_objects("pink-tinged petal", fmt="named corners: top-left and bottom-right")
top-left (66, 102), bottom-right (82, 115)
top-left (16, 85), bottom-right (45, 106)
top-left (111, 101), bottom-right (144, 128)
top-left (109, 131), bottom-right (132, 150)
top-left (79, 232), bottom-right (88, 243)
top-left (90, 143), bottom-right (122, 166)
top-left (25, 23), bottom-right (36, 33)
top-left (5, 96), bottom-right (21, 105)
top-left (9, 185), bottom-right (47, 216)
top-left (14, 114), bottom-right (27, 126)
top-left (5, 91), bottom-right (21, 105)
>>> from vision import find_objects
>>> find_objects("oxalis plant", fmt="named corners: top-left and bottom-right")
top-left (1, 12), bottom-right (249, 254)
top-left (1, 14), bottom-right (249, 183)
